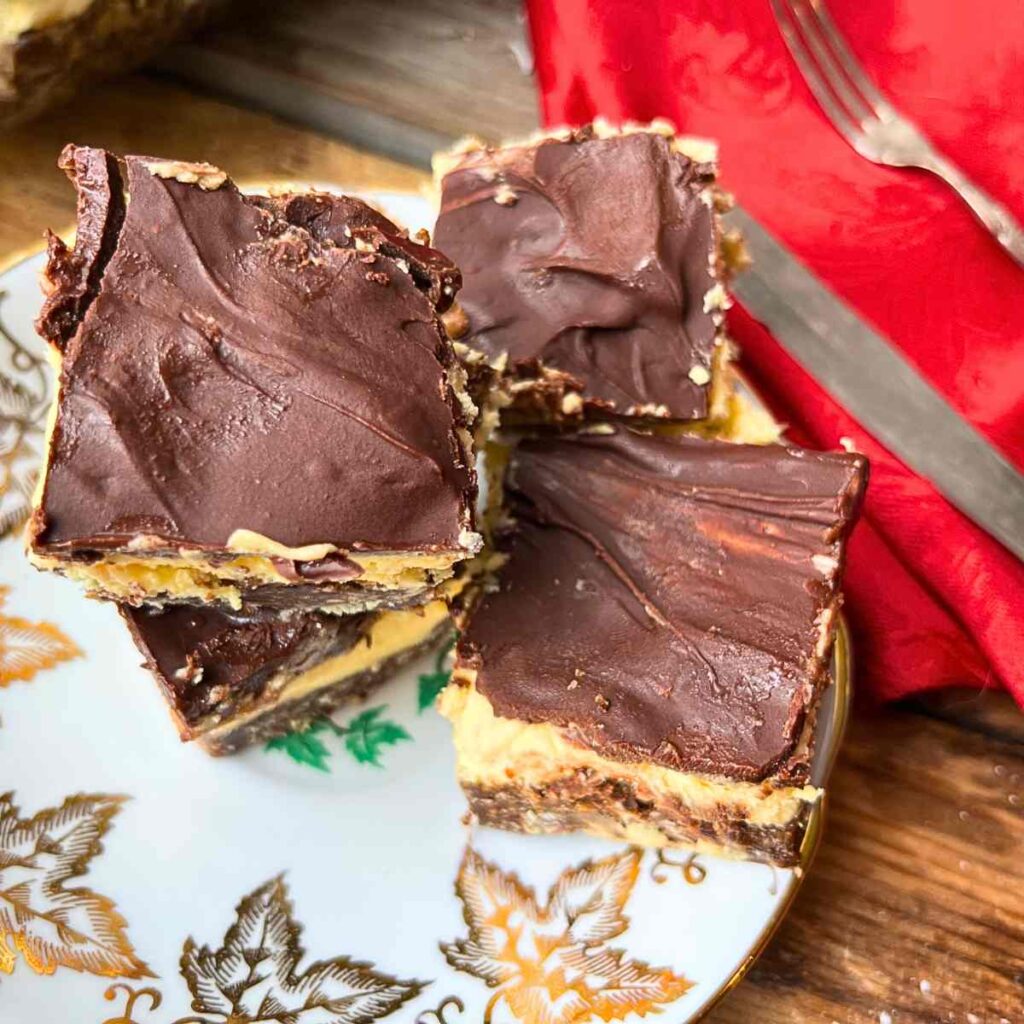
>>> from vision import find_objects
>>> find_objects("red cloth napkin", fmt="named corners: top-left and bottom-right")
top-left (525, 0), bottom-right (1024, 706)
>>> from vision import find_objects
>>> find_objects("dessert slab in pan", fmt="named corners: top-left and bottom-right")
top-left (0, 191), bottom-right (850, 1024)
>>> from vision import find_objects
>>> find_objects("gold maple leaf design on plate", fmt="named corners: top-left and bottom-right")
top-left (0, 371), bottom-right (42, 539)
top-left (0, 792), bottom-right (151, 979)
top-left (442, 847), bottom-right (694, 1024)
top-left (179, 876), bottom-right (426, 1024)
top-left (0, 584), bottom-right (81, 687)
top-left (0, 292), bottom-right (51, 541)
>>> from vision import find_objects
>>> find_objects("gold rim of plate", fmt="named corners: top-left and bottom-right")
top-left (696, 617), bottom-right (852, 1020)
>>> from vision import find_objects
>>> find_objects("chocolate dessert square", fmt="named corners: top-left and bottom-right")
top-left (122, 587), bottom-right (458, 755)
top-left (28, 146), bottom-right (479, 613)
top-left (432, 122), bottom-right (738, 426)
top-left (439, 430), bottom-right (867, 866)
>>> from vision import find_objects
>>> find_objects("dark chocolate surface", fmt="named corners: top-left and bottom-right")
top-left (260, 191), bottom-right (460, 312)
top-left (457, 431), bottom-right (867, 782)
top-left (36, 146), bottom-right (125, 349)
top-left (32, 147), bottom-right (475, 555)
top-left (122, 602), bottom-right (369, 726)
top-left (433, 129), bottom-right (720, 419)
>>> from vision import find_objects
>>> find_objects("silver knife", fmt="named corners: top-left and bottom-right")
top-left (725, 205), bottom-right (1024, 562)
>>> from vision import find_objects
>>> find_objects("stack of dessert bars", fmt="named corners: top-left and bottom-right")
top-left (26, 145), bottom-right (482, 753)
top-left (432, 123), bottom-right (867, 867)
top-left (28, 125), bottom-right (867, 866)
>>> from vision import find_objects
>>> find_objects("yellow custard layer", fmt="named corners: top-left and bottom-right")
top-left (662, 361), bottom-right (783, 443)
top-left (201, 593), bottom-right (455, 741)
top-left (438, 677), bottom-right (818, 830)
top-left (29, 548), bottom-right (463, 610)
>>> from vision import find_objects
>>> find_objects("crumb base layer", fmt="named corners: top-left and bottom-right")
top-left (461, 774), bottom-right (810, 867)
top-left (199, 620), bottom-right (451, 755)
top-left (440, 682), bottom-right (818, 867)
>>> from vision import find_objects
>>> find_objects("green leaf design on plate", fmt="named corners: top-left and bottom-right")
top-left (417, 639), bottom-right (454, 713)
top-left (265, 719), bottom-right (335, 772)
top-left (265, 707), bottom-right (409, 771)
top-left (343, 706), bottom-right (411, 767)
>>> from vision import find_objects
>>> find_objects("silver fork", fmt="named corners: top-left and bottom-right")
top-left (773, 0), bottom-right (1024, 266)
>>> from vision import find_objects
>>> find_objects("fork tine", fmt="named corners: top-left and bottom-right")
top-left (808, 1), bottom-right (893, 117)
top-left (771, 0), bottom-right (864, 145)
top-left (789, 0), bottom-right (875, 125)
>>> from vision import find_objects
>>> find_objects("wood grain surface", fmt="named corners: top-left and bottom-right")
top-left (157, 0), bottom-right (539, 166)
top-left (1, 9), bottom-right (1022, 1021)
top-left (715, 703), bottom-right (1024, 1023)
top-left (0, 76), bottom-right (423, 262)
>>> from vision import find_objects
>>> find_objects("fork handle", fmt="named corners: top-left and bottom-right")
top-left (924, 152), bottom-right (1024, 266)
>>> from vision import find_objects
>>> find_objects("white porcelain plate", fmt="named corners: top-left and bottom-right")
top-left (0, 191), bottom-right (848, 1024)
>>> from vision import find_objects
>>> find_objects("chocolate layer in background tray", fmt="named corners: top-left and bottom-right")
top-left (433, 124), bottom-right (731, 425)
top-left (123, 595), bottom-right (454, 754)
top-left (0, 0), bottom-right (222, 127)
top-left (28, 146), bottom-right (479, 611)
top-left (441, 430), bottom-right (867, 864)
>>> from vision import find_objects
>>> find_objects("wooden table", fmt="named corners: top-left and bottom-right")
top-left (2, 7), bottom-right (1022, 1020)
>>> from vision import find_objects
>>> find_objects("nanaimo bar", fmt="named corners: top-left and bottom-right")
top-left (433, 121), bottom-right (739, 427)
top-left (27, 146), bottom-right (479, 612)
top-left (440, 429), bottom-right (866, 866)
top-left (123, 587), bottom-right (460, 754)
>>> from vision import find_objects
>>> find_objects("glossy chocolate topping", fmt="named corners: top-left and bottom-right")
top-left (32, 147), bottom-right (475, 555)
top-left (36, 146), bottom-right (125, 349)
top-left (433, 129), bottom-right (721, 419)
top-left (457, 431), bottom-right (867, 782)
top-left (123, 603), bottom-right (369, 726)
top-left (260, 191), bottom-right (460, 312)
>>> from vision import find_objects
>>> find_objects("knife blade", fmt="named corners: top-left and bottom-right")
top-left (725, 205), bottom-right (1024, 562)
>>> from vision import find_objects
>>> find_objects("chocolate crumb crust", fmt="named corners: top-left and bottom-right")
top-left (456, 430), bottom-right (867, 783)
top-left (30, 146), bottom-right (475, 557)
top-left (433, 127), bottom-right (722, 421)
top-left (462, 778), bottom-right (808, 867)
top-left (200, 622), bottom-right (451, 755)
top-left (122, 601), bottom-right (451, 754)
top-left (209, 579), bottom-right (439, 615)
